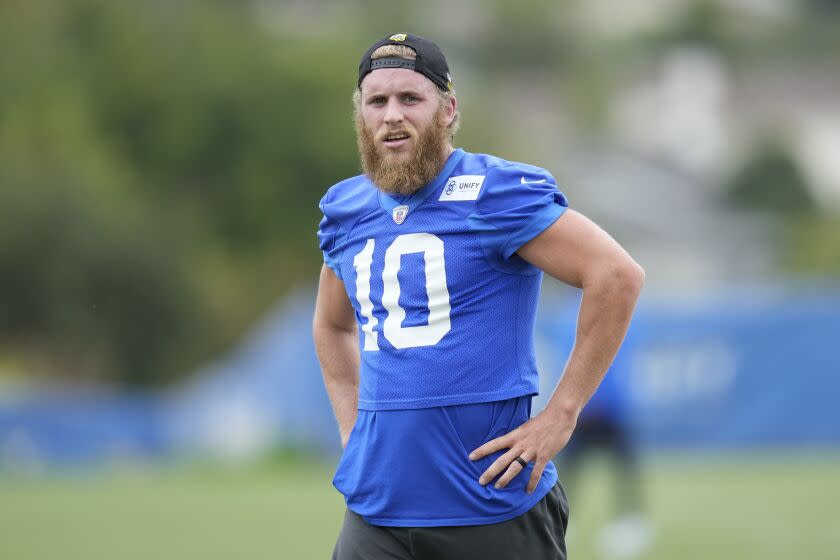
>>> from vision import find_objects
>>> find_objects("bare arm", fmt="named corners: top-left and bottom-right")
top-left (519, 209), bottom-right (645, 421)
top-left (312, 264), bottom-right (360, 448)
top-left (470, 209), bottom-right (645, 492)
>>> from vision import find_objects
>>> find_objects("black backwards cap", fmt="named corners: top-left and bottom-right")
top-left (358, 33), bottom-right (453, 92)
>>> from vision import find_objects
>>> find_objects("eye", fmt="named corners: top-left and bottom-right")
top-left (402, 94), bottom-right (419, 103)
top-left (368, 96), bottom-right (386, 106)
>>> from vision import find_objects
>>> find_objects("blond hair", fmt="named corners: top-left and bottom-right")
top-left (355, 45), bottom-right (461, 140)
top-left (372, 44), bottom-right (417, 60)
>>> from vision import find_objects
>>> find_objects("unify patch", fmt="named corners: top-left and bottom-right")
top-left (438, 175), bottom-right (485, 201)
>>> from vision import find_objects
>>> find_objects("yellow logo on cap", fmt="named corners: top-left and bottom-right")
top-left (389, 34), bottom-right (407, 41)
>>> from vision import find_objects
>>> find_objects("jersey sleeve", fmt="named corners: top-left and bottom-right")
top-left (317, 193), bottom-right (346, 279)
top-left (468, 164), bottom-right (569, 261)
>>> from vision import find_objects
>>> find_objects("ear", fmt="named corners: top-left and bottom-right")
top-left (442, 94), bottom-right (457, 127)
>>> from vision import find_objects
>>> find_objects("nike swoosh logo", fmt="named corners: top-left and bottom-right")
top-left (521, 176), bottom-right (547, 184)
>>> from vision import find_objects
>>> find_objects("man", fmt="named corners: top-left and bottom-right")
top-left (313, 33), bottom-right (644, 560)
top-left (553, 333), bottom-right (654, 559)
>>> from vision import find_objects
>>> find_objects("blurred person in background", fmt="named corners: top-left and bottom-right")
top-left (554, 339), bottom-right (654, 560)
top-left (313, 32), bottom-right (644, 560)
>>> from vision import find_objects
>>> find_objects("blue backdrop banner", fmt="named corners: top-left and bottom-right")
top-left (2, 285), bottom-right (839, 467)
top-left (538, 287), bottom-right (840, 449)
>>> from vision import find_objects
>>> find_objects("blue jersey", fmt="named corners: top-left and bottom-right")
top-left (318, 148), bottom-right (568, 526)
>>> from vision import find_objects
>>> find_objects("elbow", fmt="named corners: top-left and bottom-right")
top-left (615, 258), bottom-right (645, 300)
top-left (312, 317), bottom-right (323, 351)
top-left (312, 315), bottom-right (333, 346)
top-left (312, 313), bottom-right (323, 338)
top-left (588, 257), bottom-right (644, 301)
top-left (313, 313), bottom-right (356, 341)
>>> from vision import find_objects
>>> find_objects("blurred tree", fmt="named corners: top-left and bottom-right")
top-left (724, 139), bottom-right (840, 277)
top-left (787, 217), bottom-right (840, 275)
top-left (810, 0), bottom-right (840, 14)
top-left (1, 0), bottom-right (838, 385)
top-left (0, 157), bottom-right (211, 385)
top-left (0, 0), bottom-right (359, 385)
top-left (726, 140), bottom-right (816, 217)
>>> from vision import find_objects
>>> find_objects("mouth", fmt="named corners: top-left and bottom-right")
top-left (381, 131), bottom-right (411, 149)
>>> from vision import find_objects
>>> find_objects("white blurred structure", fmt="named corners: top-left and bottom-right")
top-left (613, 47), bottom-right (731, 178)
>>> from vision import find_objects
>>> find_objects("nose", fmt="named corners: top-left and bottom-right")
top-left (383, 98), bottom-right (404, 125)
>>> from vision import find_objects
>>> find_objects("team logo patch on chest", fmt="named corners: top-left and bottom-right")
top-left (392, 205), bottom-right (409, 224)
top-left (438, 175), bottom-right (486, 201)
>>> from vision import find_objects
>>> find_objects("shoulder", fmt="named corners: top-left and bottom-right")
top-left (319, 174), bottom-right (379, 226)
top-left (459, 151), bottom-right (556, 184)
top-left (456, 152), bottom-right (559, 211)
top-left (460, 152), bottom-right (569, 261)
top-left (437, 151), bottom-right (558, 211)
top-left (457, 152), bottom-right (563, 216)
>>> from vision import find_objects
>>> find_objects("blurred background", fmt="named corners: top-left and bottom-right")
top-left (1, 0), bottom-right (839, 558)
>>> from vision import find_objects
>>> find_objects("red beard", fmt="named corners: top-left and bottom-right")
top-left (356, 109), bottom-right (450, 196)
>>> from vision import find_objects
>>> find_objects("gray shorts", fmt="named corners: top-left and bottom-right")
top-left (332, 482), bottom-right (569, 560)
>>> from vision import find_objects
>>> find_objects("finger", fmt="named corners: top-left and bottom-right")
top-left (526, 459), bottom-right (547, 494)
top-left (478, 448), bottom-right (521, 485)
top-left (469, 434), bottom-right (513, 461)
top-left (494, 451), bottom-right (534, 489)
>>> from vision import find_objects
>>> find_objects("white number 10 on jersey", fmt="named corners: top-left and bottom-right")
top-left (352, 233), bottom-right (451, 350)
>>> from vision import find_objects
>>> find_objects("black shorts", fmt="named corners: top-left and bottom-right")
top-left (332, 482), bottom-right (569, 560)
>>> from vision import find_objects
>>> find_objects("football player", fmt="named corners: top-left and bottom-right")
top-left (314, 33), bottom-right (644, 560)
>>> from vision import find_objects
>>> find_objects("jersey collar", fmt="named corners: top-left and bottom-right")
top-left (377, 148), bottom-right (466, 214)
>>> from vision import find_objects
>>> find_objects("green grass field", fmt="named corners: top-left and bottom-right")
top-left (1, 454), bottom-right (838, 560)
